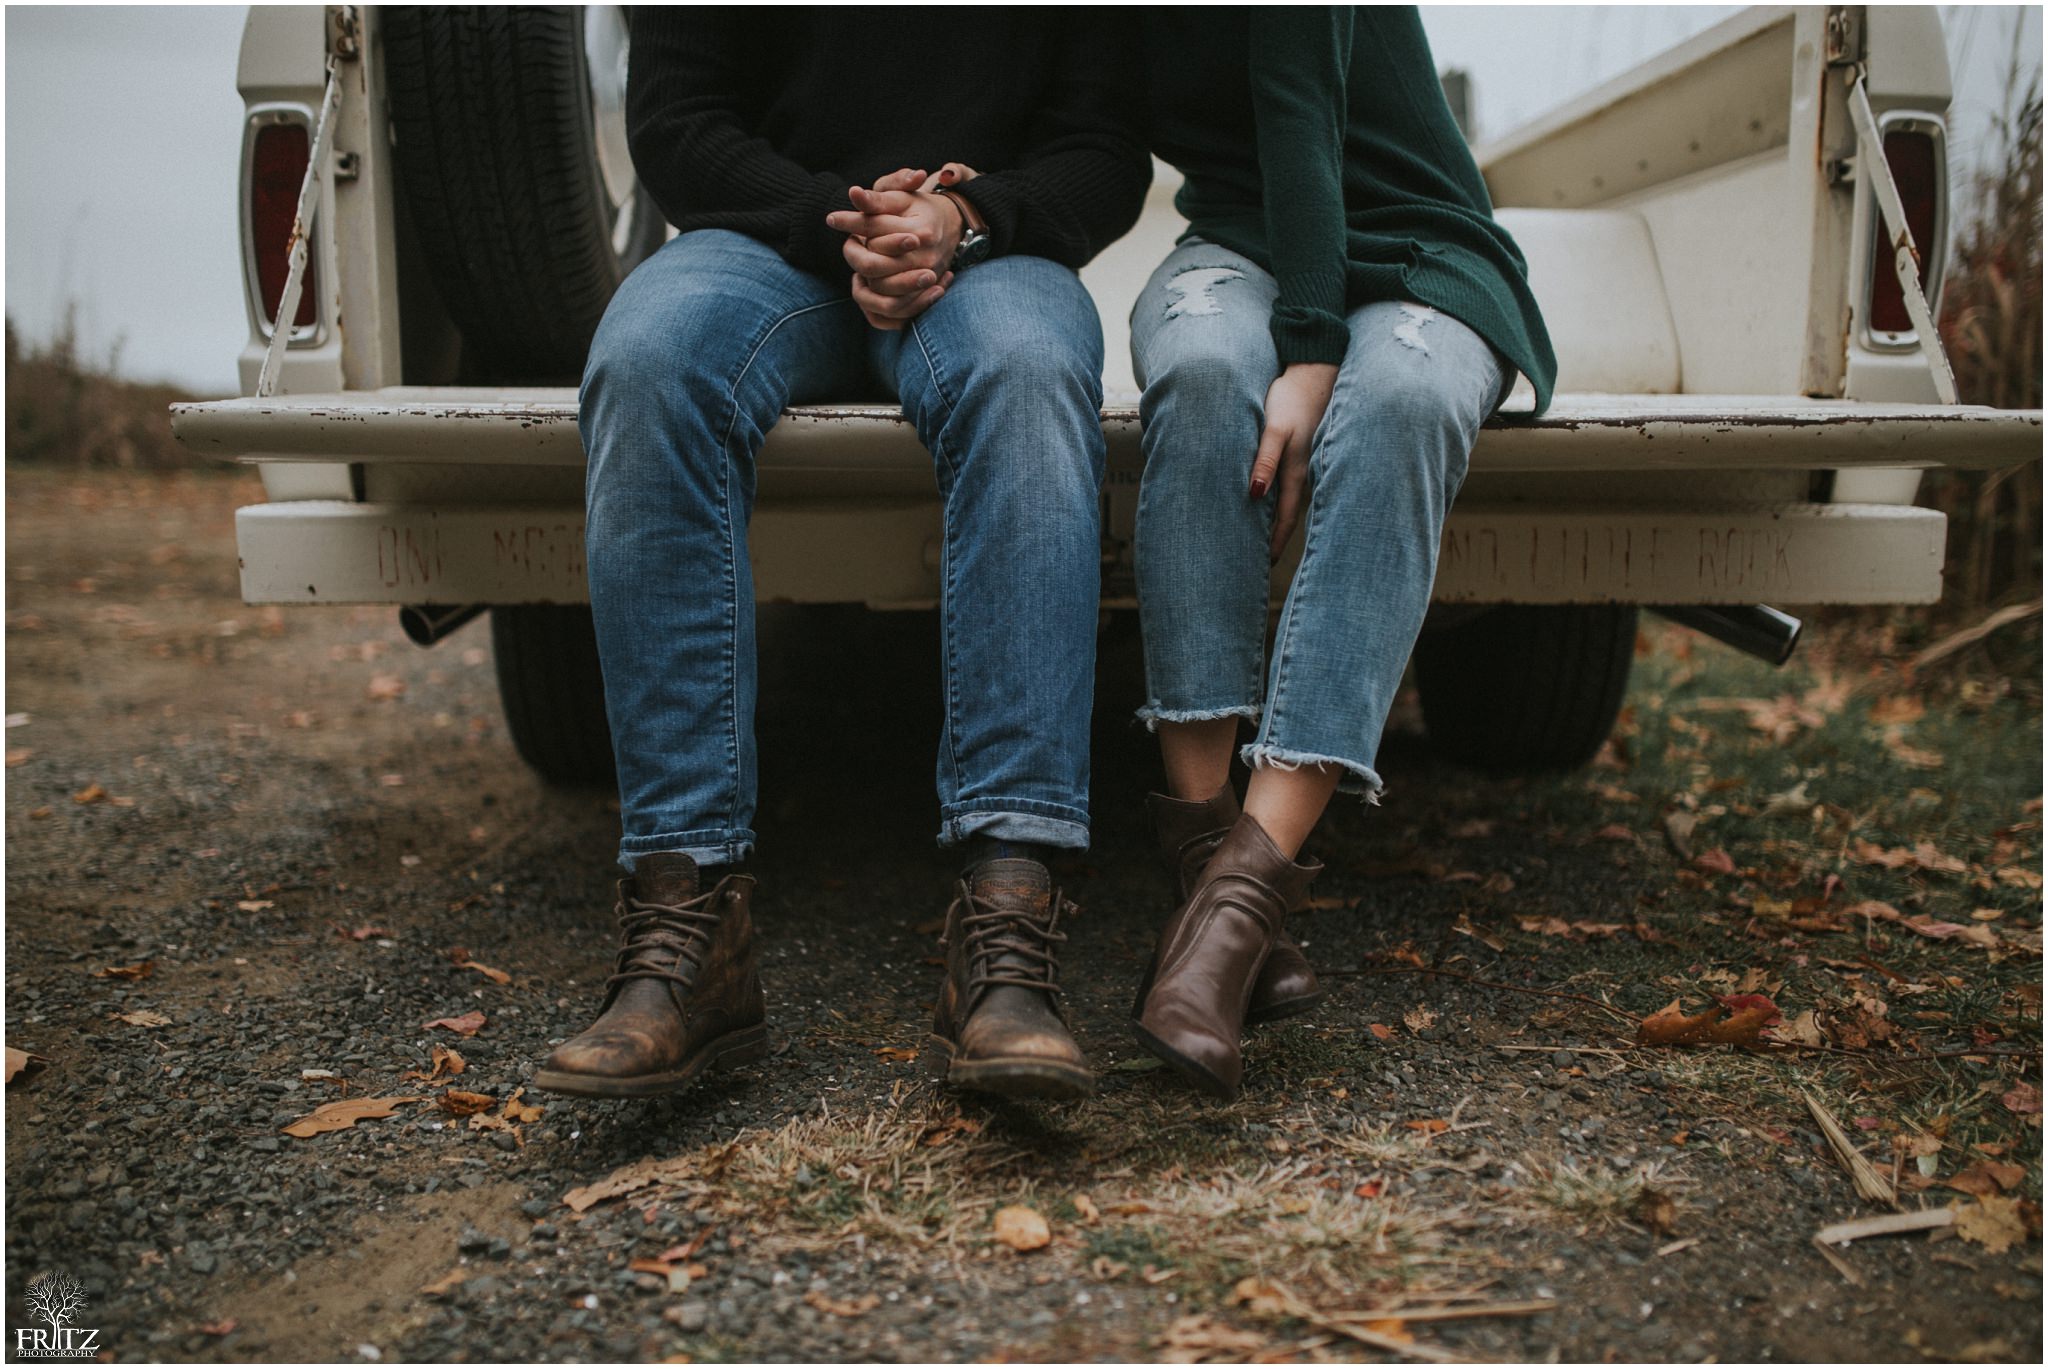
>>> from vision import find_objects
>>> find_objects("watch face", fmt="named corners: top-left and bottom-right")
top-left (957, 232), bottom-right (993, 266)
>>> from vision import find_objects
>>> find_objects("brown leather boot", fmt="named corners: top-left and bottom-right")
top-left (1149, 786), bottom-right (1324, 1024)
top-left (1133, 815), bottom-right (1320, 1100)
top-left (929, 858), bottom-right (1093, 1100)
top-left (533, 853), bottom-right (767, 1098)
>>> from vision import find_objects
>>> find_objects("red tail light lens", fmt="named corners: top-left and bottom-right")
top-left (250, 122), bottom-right (317, 331)
top-left (1869, 129), bottom-right (1939, 334)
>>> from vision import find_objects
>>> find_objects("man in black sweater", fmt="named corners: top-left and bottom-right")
top-left (533, 10), bottom-right (1150, 1104)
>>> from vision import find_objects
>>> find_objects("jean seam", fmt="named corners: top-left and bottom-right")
top-left (714, 297), bottom-right (849, 833)
top-left (910, 317), bottom-right (967, 803)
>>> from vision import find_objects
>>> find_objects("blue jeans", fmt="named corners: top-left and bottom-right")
top-left (1130, 240), bottom-right (1507, 799)
top-left (582, 230), bottom-right (1105, 867)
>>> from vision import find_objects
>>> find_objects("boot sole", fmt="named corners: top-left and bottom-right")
top-left (1245, 987), bottom-right (1327, 1027)
top-left (1129, 1019), bottom-right (1240, 1102)
top-left (531, 1022), bottom-right (769, 1099)
top-left (926, 1034), bottom-right (1094, 1101)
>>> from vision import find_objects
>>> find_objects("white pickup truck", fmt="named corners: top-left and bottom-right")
top-left (174, 5), bottom-right (2041, 787)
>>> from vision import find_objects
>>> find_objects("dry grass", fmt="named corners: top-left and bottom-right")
top-left (5, 313), bottom-right (201, 470)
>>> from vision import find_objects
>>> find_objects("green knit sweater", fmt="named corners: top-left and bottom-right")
top-left (1143, 6), bottom-right (1558, 413)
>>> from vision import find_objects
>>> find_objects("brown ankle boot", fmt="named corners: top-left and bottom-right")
top-left (534, 853), bottom-right (767, 1098)
top-left (1133, 815), bottom-right (1320, 1100)
top-left (929, 858), bottom-right (1093, 1100)
top-left (1149, 787), bottom-right (1324, 1024)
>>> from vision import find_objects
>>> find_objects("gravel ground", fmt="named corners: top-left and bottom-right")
top-left (4, 467), bottom-right (2041, 1363)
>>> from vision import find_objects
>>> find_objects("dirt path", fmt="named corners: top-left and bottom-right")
top-left (5, 468), bottom-right (2041, 1362)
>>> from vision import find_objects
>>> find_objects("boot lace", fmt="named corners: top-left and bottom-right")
top-left (606, 885), bottom-right (725, 992)
top-left (947, 882), bottom-right (1073, 1003)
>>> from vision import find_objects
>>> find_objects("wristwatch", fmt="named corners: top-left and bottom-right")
top-left (937, 189), bottom-right (992, 270)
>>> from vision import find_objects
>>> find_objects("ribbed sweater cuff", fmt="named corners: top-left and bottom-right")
top-left (1271, 309), bottom-right (1351, 367)
top-left (789, 173), bottom-right (855, 279)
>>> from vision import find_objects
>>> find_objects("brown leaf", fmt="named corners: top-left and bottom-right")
top-left (454, 959), bottom-right (511, 985)
top-left (72, 782), bottom-right (107, 804)
top-left (1367, 1022), bottom-right (1395, 1041)
top-left (423, 1011), bottom-right (486, 1037)
top-left (196, 1319), bottom-right (238, 1337)
top-left (1452, 913), bottom-right (1505, 951)
top-left (367, 673), bottom-right (406, 701)
top-left (1868, 695), bottom-right (1926, 726)
top-left (420, 1268), bottom-right (468, 1298)
top-left (113, 1010), bottom-right (171, 1028)
top-left (281, 1095), bottom-right (422, 1138)
top-left (803, 1289), bottom-right (880, 1318)
top-left (501, 1088), bottom-right (544, 1124)
top-left (1692, 848), bottom-right (1737, 876)
top-left (1402, 1118), bottom-right (1449, 1135)
top-left (1955, 1195), bottom-right (2028, 1254)
top-left (437, 1090), bottom-right (497, 1117)
top-left (1944, 1161), bottom-right (2027, 1198)
top-left (1636, 994), bottom-right (1780, 1049)
top-left (2001, 1083), bottom-right (2041, 1116)
top-left (1637, 1188), bottom-right (1680, 1236)
top-left (95, 960), bottom-right (154, 981)
top-left (1850, 839), bottom-right (1967, 875)
top-left (6, 748), bottom-right (32, 767)
top-left (628, 1257), bottom-right (674, 1276)
top-left (874, 1045), bottom-right (918, 1063)
top-left (5, 1047), bottom-right (49, 1084)
top-left (1155, 1313), bottom-right (1268, 1362)
top-left (1073, 1194), bottom-right (1101, 1224)
top-left (1402, 1005), bottom-right (1437, 1034)
top-left (992, 1205), bottom-right (1051, 1252)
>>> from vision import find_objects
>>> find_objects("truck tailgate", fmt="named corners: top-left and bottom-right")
top-left (173, 388), bottom-right (2039, 473)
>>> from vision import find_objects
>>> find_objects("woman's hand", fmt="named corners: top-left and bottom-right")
top-left (829, 166), bottom-right (980, 329)
top-left (1250, 362), bottom-right (1338, 559)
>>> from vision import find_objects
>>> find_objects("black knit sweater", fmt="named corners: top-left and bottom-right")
top-left (625, 8), bottom-right (1152, 279)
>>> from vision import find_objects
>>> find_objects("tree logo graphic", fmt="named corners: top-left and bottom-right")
top-left (15, 1273), bottom-right (98, 1359)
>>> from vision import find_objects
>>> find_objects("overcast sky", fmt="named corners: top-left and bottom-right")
top-left (5, 4), bottom-right (2040, 395)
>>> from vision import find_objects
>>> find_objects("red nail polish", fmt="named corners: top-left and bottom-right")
top-left (1249, 478), bottom-right (1269, 499)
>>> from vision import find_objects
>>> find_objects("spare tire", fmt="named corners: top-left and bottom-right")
top-left (382, 6), bottom-right (663, 382)
top-left (1413, 604), bottom-right (1638, 773)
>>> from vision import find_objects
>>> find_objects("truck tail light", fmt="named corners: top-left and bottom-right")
top-left (250, 122), bottom-right (317, 331)
top-left (1867, 128), bottom-right (1941, 335)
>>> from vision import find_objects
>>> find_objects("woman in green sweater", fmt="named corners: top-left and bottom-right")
top-left (1127, 6), bottom-right (1557, 1099)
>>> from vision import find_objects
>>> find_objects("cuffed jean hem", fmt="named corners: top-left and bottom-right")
top-left (939, 800), bottom-right (1091, 851)
top-left (1240, 743), bottom-right (1386, 805)
top-left (618, 829), bottom-right (757, 871)
top-left (1133, 702), bottom-right (1262, 735)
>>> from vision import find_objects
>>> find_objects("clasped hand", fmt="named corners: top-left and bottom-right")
top-left (827, 163), bottom-right (978, 330)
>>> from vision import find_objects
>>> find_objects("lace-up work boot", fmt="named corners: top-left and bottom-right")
top-left (1134, 815), bottom-right (1321, 1100)
top-left (534, 853), bottom-right (767, 1098)
top-left (928, 858), bottom-right (1093, 1100)
top-left (1149, 786), bottom-right (1324, 1025)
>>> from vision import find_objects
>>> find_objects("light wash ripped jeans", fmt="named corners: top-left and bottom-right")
top-left (582, 230), bottom-right (1106, 868)
top-left (1131, 239), bottom-right (1508, 800)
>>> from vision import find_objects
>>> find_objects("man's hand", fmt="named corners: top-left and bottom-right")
top-left (1249, 363), bottom-right (1339, 560)
top-left (828, 165), bottom-right (981, 330)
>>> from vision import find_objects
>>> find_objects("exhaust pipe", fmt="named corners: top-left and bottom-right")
top-left (1652, 604), bottom-right (1803, 666)
top-left (399, 603), bottom-right (486, 647)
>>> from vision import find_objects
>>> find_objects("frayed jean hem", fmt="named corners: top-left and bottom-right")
top-left (1134, 702), bottom-right (1261, 735)
top-left (939, 801), bottom-right (1090, 851)
top-left (618, 830), bottom-right (757, 871)
top-left (1240, 743), bottom-right (1385, 805)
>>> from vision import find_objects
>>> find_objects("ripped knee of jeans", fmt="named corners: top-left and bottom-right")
top-left (1393, 303), bottom-right (1440, 356)
top-left (1163, 265), bottom-right (1249, 320)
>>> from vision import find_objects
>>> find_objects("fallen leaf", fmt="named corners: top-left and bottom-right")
top-left (1955, 1196), bottom-right (2028, 1255)
top-left (1402, 1118), bottom-right (1449, 1135)
top-left (1073, 1194), bottom-right (1101, 1224)
top-left (1638, 1188), bottom-right (1680, 1236)
top-left (1851, 839), bottom-right (1967, 875)
top-left (1636, 994), bottom-right (1780, 1050)
top-left (420, 1268), bottom-right (468, 1297)
top-left (992, 1205), bottom-right (1051, 1252)
top-left (1944, 1161), bottom-right (2027, 1198)
top-left (1759, 781), bottom-right (1815, 818)
top-left (2001, 1083), bottom-right (2041, 1116)
top-left (1693, 848), bottom-right (1736, 876)
top-left (72, 782), bottom-right (107, 804)
top-left (1154, 1313), bottom-right (1268, 1362)
top-left (6, 748), bottom-right (31, 767)
top-left (5, 1047), bottom-right (49, 1084)
top-left (235, 899), bottom-right (274, 912)
top-left (196, 1319), bottom-right (238, 1337)
top-left (1368, 1022), bottom-right (1395, 1041)
top-left (1451, 913), bottom-right (1505, 951)
top-left (562, 1156), bottom-right (692, 1213)
top-left (367, 674), bottom-right (406, 701)
top-left (874, 1045), bottom-right (918, 1063)
top-left (437, 1090), bottom-right (496, 1117)
top-left (454, 960), bottom-right (511, 986)
top-left (1777, 1009), bottom-right (1826, 1047)
top-left (1884, 736), bottom-right (1945, 770)
top-left (1402, 1005), bottom-right (1438, 1034)
top-left (281, 1095), bottom-right (422, 1138)
top-left (501, 1089), bottom-right (544, 1124)
top-left (423, 1011), bottom-right (486, 1037)
top-left (803, 1289), bottom-right (880, 1318)
top-left (112, 1010), bottom-right (171, 1028)
top-left (1868, 696), bottom-right (1926, 726)
top-left (95, 960), bottom-right (154, 981)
